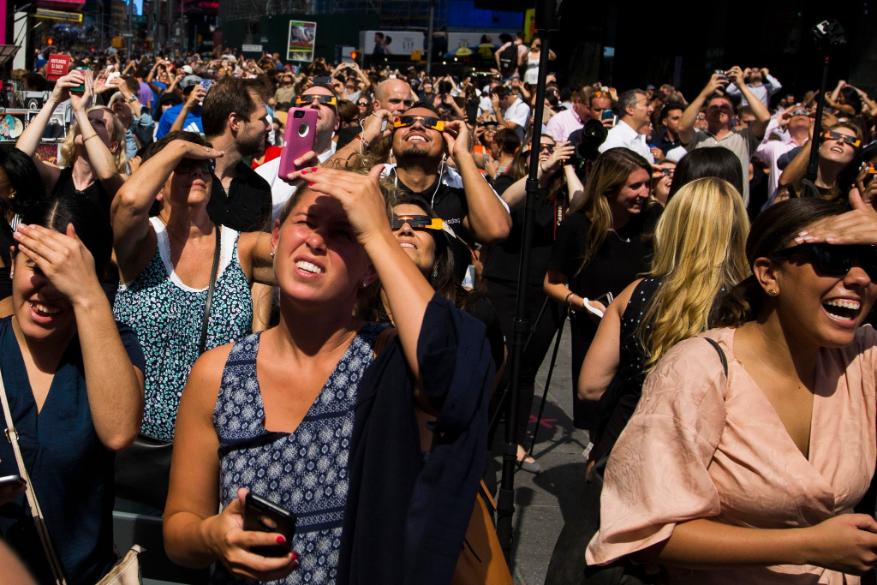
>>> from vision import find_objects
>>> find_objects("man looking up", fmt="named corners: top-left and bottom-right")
top-left (201, 76), bottom-right (272, 232)
top-left (678, 67), bottom-right (771, 205)
top-left (387, 102), bottom-right (511, 279)
top-left (491, 85), bottom-right (530, 142)
top-left (651, 101), bottom-right (685, 157)
top-left (257, 83), bottom-right (340, 219)
top-left (755, 106), bottom-right (813, 203)
top-left (598, 89), bottom-right (655, 163)
top-left (726, 67), bottom-right (782, 108)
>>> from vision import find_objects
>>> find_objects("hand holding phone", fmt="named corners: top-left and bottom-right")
top-left (279, 108), bottom-right (319, 179)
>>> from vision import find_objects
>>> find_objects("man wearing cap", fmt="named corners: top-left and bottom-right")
top-left (155, 74), bottom-right (205, 139)
top-left (257, 83), bottom-right (340, 220)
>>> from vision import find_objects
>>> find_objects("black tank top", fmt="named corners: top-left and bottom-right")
top-left (52, 167), bottom-right (112, 219)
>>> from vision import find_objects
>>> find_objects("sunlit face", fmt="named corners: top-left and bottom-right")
top-left (271, 189), bottom-right (371, 307)
top-left (391, 106), bottom-right (444, 160)
top-left (819, 126), bottom-right (858, 166)
top-left (627, 93), bottom-right (652, 128)
top-left (77, 109), bottom-right (117, 151)
top-left (767, 236), bottom-right (877, 349)
top-left (391, 203), bottom-right (437, 276)
top-left (611, 167), bottom-right (651, 217)
top-left (235, 91), bottom-right (270, 158)
top-left (705, 97), bottom-right (733, 130)
top-left (300, 86), bottom-right (339, 136)
top-left (11, 243), bottom-right (74, 342)
top-left (588, 96), bottom-right (611, 122)
top-left (376, 79), bottom-right (414, 115)
top-left (663, 108), bottom-right (683, 133)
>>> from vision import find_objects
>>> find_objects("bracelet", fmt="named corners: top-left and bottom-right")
top-left (564, 291), bottom-right (574, 306)
top-left (82, 134), bottom-right (99, 142)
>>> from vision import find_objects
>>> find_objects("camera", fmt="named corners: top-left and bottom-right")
top-left (568, 119), bottom-right (608, 174)
top-left (812, 19), bottom-right (847, 49)
top-left (438, 80), bottom-right (453, 95)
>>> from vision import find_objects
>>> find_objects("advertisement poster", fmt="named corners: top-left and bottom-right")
top-left (287, 20), bottom-right (316, 62)
top-left (359, 30), bottom-right (424, 57)
top-left (45, 53), bottom-right (71, 81)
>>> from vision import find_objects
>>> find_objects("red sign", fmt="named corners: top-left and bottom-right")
top-left (46, 54), bottom-right (71, 81)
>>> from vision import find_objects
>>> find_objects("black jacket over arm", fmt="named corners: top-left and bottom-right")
top-left (337, 294), bottom-right (494, 585)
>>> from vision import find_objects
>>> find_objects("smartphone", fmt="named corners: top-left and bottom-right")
top-left (279, 108), bottom-right (318, 178)
top-left (600, 109), bottom-right (616, 126)
top-left (243, 492), bottom-right (296, 557)
top-left (70, 67), bottom-right (90, 95)
top-left (0, 474), bottom-right (25, 489)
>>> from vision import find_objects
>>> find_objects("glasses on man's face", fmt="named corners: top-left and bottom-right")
top-left (393, 115), bottom-right (445, 132)
top-left (176, 158), bottom-right (214, 176)
top-left (390, 215), bottom-right (444, 231)
top-left (707, 105), bottom-right (732, 114)
top-left (823, 130), bottom-right (861, 148)
top-left (294, 94), bottom-right (338, 107)
top-left (772, 243), bottom-right (877, 281)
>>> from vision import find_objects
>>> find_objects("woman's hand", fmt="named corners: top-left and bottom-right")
top-left (802, 514), bottom-right (877, 574)
top-left (851, 164), bottom-right (877, 210)
top-left (69, 69), bottom-right (94, 113)
top-left (794, 189), bottom-right (877, 245)
top-left (442, 120), bottom-right (473, 162)
top-left (203, 488), bottom-right (299, 581)
top-left (13, 224), bottom-right (103, 306)
top-left (51, 70), bottom-right (85, 104)
top-left (541, 142), bottom-right (575, 175)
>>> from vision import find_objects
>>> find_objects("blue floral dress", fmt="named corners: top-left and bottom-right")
top-left (213, 324), bottom-right (385, 585)
top-left (113, 218), bottom-right (253, 441)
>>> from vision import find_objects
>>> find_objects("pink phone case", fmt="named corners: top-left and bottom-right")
top-left (279, 108), bottom-right (319, 178)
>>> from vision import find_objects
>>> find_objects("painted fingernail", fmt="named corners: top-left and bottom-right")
top-left (276, 535), bottom-right (287, 544)
top-left (306, 181), bottom-right (315, 186)
top-left (300, 168), bottom-right (310, 175)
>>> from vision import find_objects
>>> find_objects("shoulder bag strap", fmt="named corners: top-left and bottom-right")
top-left (703, 337), bottom-right (729, 378)
top-left (0, 372), bottom-right (67, 585)
top-left (198, 226), bottom-right (222, 355)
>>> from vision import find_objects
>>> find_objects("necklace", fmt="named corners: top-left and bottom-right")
top-left (608, 229), bottom-right (630, 243)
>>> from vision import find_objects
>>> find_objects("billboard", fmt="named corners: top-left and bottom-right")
top-left (359, 30), bottom-right (424, 57)
top-left (287, 20), bottom-right (316, 62)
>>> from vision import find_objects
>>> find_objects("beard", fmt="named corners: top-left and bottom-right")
top-left (238, 132), bottom-right (267, 158)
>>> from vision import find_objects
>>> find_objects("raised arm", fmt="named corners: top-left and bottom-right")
top-left (170, 85), bottom-right (206, 134)
top-left (15, 71), bottom-right (84, 190)
top-left (726, 66), bottom-right (771, 139)
top-left (112, 139), bottom-right (222, 278)
top-left (70, 71), bottom-right (126, 196)
top-left (678, 74), bottom-right (725, 145)
top-left (444, 120), bottom-right (511, 243)
top-left (13, 223), bottom-right (144, 450)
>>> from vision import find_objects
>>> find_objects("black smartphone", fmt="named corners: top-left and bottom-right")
top-left (243, 492), bottom-right (296, 557)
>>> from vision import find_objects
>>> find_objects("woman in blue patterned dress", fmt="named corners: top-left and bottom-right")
top-left (111, 131), bottom-right (275, 443)
top-left (164, 165), bottom-right (494, 585)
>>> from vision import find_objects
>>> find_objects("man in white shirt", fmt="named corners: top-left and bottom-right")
top-left (491, 86), bottom-right (530, 141)
top-left (256, 83), bottom-right (339, 220)
top-left (597, 88), bottom-right (655, 163)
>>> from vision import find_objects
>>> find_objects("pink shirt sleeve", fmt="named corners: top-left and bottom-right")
top-left (586, 335), bottom-right (729, 565)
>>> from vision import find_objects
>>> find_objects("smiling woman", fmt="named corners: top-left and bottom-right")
top-left (587, 197), bottom-right (877, 583)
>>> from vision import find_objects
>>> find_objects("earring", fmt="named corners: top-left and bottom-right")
top-left (361, 279), bottom-right (370, 288)
top-left (269, 249), bottom-right (275, 258)
top-left (767, 288), bottom-right (779, 297)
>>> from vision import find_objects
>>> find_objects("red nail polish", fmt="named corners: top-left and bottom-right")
top-left (301, 169), bottom-right (310, 175)
top-left (291, 551), bottom-right (299, 561)
top-left (276, 535), bottom-right (286, 545)
top-left (306, 181), bottom-right (315, 186)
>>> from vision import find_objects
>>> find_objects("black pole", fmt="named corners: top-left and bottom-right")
top-left (496, 0), bottom-right (558, 563)
top-left (804, 53), bottom-right (831, 186)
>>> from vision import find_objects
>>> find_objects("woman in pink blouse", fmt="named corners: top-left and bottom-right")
top-left (587, 195), bottom-right (877, 584)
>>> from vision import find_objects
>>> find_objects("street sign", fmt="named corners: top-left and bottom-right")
top-left (45, 54), bottom-right (71, 81)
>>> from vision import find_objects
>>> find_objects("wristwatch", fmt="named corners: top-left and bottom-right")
top-left (127, 96), bottom-right (138, 103)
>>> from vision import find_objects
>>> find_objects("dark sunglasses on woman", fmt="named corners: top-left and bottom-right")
top-left (772, 243), bottom-right (877, 280)
top-left (390, 215), bottom-right (444, 231)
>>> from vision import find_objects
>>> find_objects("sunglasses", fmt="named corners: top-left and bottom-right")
top-left (357, 101), bottom-right (369, 107)
top-left (823, 130), bottom-right (861, 148)
top-left (392, 115), bottom-right (445, 131)
top-left (294, 94), bottom-right (338, 107)
top-left (772, 243), bottom-right (877, 281)
top-left (390, 215), bottom-right (445, 231)
top-left (176, 158), bottom-right (214, 175)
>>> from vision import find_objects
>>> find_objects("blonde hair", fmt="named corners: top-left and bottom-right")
top-left (571, 148), bottom-right (652, 276)
top-left (60, 106), bottom-right (127, 172)
top-left (639, 177), bottom-right (750, 368)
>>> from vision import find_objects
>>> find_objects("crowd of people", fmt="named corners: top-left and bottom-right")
top-left (1, 32), bottom-right (877, 585)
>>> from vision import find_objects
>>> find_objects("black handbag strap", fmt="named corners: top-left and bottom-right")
top-left (704, 337), bottom-right (728, 377)
top-left (198, 226), bottom-right (222, 355)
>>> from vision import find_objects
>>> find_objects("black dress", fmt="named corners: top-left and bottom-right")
top-left (546, 206), bottom-right (659, 429)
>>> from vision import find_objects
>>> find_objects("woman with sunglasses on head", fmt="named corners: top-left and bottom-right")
top-left (777, 120), bottom-right (862, 202)
top-left (111, 131), bottom-right (275, 462)
top-left (544, 147), bottom-right (660, 430)
top-left (164, 166), bottom-right (493, 585)
top-left (588, 194), bottom-right (877, 583)
top-left (0, 195), bottom-right (144, 585)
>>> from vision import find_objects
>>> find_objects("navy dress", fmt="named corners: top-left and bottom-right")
top-left (0, 317), bottom-right (145, 585)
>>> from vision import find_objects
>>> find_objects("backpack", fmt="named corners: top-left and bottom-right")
top-left (498, 43), bottom-right (518, 76)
